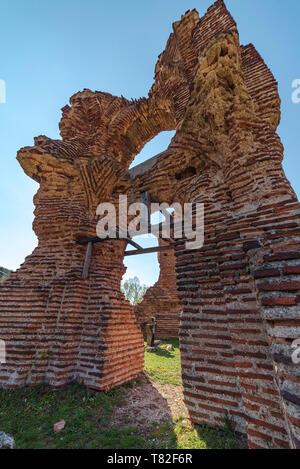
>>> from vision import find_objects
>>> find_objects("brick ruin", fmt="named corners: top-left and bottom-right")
top-left (134, 238), bottom-right (182, 338)
top-left (0, 0), bottom-right (299, 449)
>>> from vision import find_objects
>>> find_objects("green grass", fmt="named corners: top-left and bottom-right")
top-left (0, 338), bottom-right (247, 449)
top-left (144, 338), bottom-right (182, 386)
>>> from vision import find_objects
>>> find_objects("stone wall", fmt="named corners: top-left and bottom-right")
top-left (0, 0), bottom-right (299, 449)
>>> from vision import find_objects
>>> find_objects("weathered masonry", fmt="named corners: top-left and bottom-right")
top-left (0, 0), bottom-right (299, 449)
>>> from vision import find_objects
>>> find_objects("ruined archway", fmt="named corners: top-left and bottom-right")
top-left (0, 0), bottom-right (299, 449)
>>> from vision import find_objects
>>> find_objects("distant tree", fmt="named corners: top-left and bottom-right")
top-left (121, 276), bottom-right (148, 305)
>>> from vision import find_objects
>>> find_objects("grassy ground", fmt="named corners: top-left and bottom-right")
top-left (144, 338), bottom-right (182, 386)
top-left (0, 339), bottom-right (246, 449)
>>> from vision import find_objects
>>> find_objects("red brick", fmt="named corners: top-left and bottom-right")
top-left (261, 297), bottom-right (296, 306)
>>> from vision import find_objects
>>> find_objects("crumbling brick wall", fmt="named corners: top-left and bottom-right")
top-left (135, 239), bottom-right (182, 338)
top-left (0, 0), bottom-right (299, 449)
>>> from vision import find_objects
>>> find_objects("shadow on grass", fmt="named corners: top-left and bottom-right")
top-left (0, 378), bottom-right (246, 449)
top-left (189, 421), bottom-right (247, 449)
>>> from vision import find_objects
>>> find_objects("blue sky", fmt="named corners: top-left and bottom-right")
top-left (0, 0), bottom-right (299, 285)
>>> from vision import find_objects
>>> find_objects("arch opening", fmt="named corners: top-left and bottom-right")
top-left (129, 131), bottom-right (175, 169)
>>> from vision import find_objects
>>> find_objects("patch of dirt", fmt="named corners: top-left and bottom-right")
top-left (109, 375), bottom-right (188, 433)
